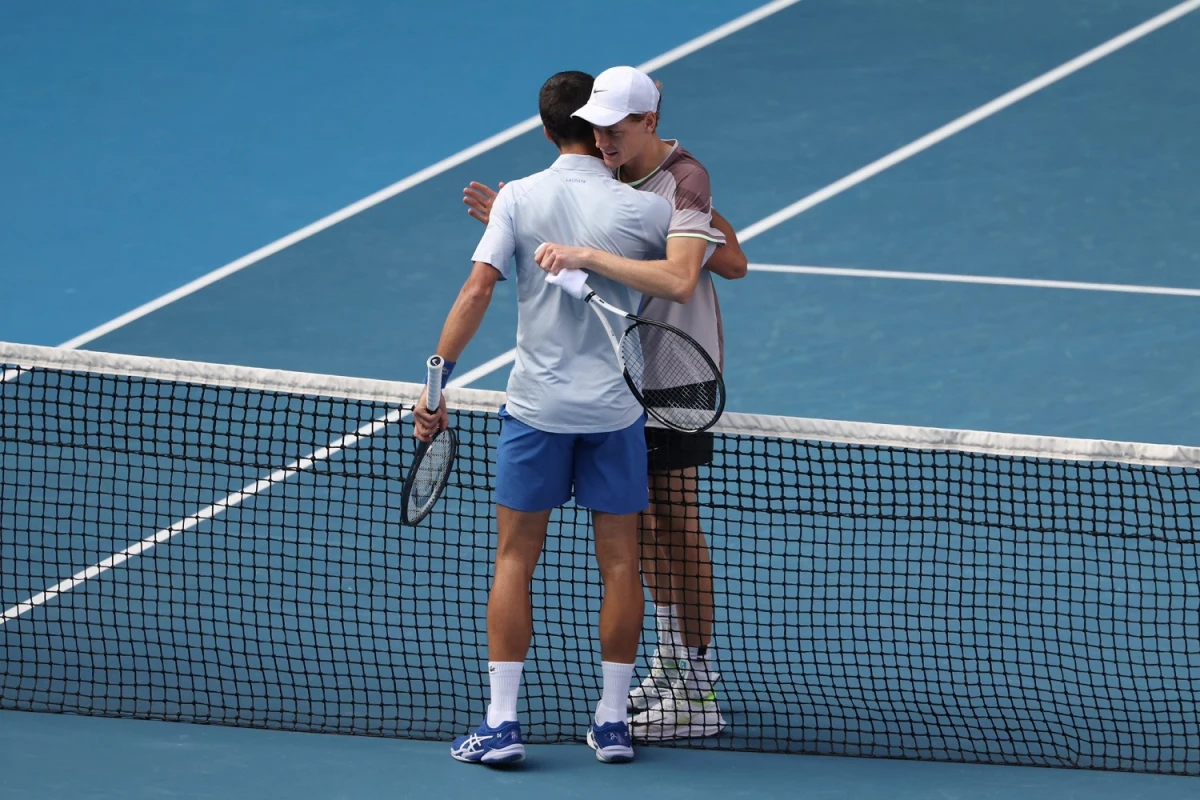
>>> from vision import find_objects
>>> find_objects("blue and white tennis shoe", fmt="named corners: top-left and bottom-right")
top-left (586, 719), bottom-right (635, 763)
top-left (450, 719), bottom-right (526, 764)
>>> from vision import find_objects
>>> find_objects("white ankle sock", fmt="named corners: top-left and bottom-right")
top-left (595, 661), bottom-right (634, 725)
top-left (681, 647), bottom-right (716, 697)
top-left (486, 661), bottom-right (523, 726)
top-left (655, 605), bottom-right (683, 659)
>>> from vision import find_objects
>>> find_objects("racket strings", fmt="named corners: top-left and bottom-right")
top-left (404, 430), bottom-right (457, 523)
top-left (620, 321), bottom-right (724, 432)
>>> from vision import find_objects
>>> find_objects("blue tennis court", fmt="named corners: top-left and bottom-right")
top-left (3, 0), bottom-right (1199, 797)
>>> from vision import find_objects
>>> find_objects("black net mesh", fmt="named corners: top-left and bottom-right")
top-left (2, 349), bottom-right (1198, 775)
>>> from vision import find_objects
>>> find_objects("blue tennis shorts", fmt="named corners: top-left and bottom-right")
top-left (494, 406), bottom-right (648, 515)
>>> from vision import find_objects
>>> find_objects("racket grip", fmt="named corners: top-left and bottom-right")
top-left (425, 355), bottom-right (444, 412)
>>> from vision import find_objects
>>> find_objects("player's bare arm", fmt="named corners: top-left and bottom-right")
top-left (706, 209), bottom-right (748, 279)
top-left (414, 261), bottom-right (499, 441)
top-left (535, 236), bottom-right (707, 304)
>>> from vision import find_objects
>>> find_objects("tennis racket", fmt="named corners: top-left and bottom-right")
top-left (401, 355), bottom-right (458, 526)
top-left (542, 256), bottom-right (725, 434)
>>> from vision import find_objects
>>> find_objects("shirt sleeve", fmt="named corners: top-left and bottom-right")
top-left (470, 184), bottom-right (517, 279)
top-left (638, 193), bottom-right (673, 254)
top-left (667, 162), bottom-right (726, 246)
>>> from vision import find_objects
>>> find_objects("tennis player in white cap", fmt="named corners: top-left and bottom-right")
top-left (543, 65), bottom-right (744, 743)
top-left (463, 66), bottom-right (746, 744)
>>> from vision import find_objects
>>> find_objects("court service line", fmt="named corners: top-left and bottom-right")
top-left (413, 0), bottom-right (1200, 385)
top-left (1, 1), bottom-right (806, 627)
top-left (57, 0), bottom-right (806, 351)
top-left (748, 264), bottom-right (1200, 297)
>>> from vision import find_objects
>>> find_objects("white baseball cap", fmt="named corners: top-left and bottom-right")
top-left (571, 66), bottom-right (660, 128)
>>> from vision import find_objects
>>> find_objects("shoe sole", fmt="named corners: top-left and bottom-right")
top-left (483, 744), bottom-right (526, 764)
top-left (631, 719), bottom-right (727, 742)
top-left (451, 744), bottom-right (526, 764)
top-left (587, 729), bottom-right (634, 763)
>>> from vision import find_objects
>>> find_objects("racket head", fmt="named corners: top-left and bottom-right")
top-left (618, 319), bottom-right (726, 433)
top-left (401, 426), bottom-right (459, 525)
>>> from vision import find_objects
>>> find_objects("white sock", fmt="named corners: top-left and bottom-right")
top-left (595, 661), bottom-right (635, 725)
top-left (655, 605), bottom-right (683, 660)
top-left (681, 647), bottom-right (716, 698)
top-left (486, 661), bottom-right (523, 727)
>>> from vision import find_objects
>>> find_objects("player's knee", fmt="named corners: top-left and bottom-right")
top-left (647, 519), bottom-right (706, 547)
top-left (493, 546), bottom-right (541, 583)
top-left (597, 548), bottom-right (640, 583)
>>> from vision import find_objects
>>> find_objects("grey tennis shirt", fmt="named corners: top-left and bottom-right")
top-left (471, 154), bottom-right (672, 434)
top-left (620, 140), bottom-right (727, 371)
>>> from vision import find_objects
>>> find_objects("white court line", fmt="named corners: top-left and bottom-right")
top-left (417, 0), bottom-right (1200, 382)
top-left (737, 0), bottom-right (1200, 242)
top-left (0, 409), bottom-right (404, 625)
top-left (0, 353), bottom-right (498, 627)
top-left (7, 0), bottom-right (1197, 627)
top-left (749, 264), bottom-right (1200, 297)
top-left (57, 0), bottom-right (806, 351)
top-left (739, 0), bottom-right (1200, 244)
top-left (1, 0), bottom-right (806, 627)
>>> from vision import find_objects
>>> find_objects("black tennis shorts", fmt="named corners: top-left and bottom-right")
top-left (641, 380), bottom-right (719, 472)
top-left (645, 425), bottom-right (715, 472)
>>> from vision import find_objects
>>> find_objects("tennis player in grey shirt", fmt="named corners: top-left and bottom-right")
top-left (461, 66), bottom-right (748, 744)
top-left (417, 70), bottom-right (703, 766)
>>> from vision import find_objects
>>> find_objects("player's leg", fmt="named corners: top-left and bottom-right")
top-left (486, 503), bottom-right (551, 697)
top-left (589, 510), bottom-right (642, 762)
top-left (655, 466), bottom-right (715, 657)
top-left (629, 426), bottom-right (687, 713)
top-left (630, 433), bottom-right (726, 742)
top-left (574, 415), bottom-right (649, 763)
top-left (451, 409), bottom-right (568, 765)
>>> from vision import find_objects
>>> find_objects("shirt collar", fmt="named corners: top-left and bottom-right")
top-left (620, 139), bottom-right (679, 187)
top-left (552, 154), bottom-right (612, 176)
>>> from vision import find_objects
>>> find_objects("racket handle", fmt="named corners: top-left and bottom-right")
top-left (425, 355), bottom-right (444, 412)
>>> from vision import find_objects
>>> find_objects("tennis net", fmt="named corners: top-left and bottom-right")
top-left (2, 340), bottom-right (1198, 775)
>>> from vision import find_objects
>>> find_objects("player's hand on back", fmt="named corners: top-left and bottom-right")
top-left (413, 388), bottom-right (449, 443)
top-left (463, 181), bottom-right (504, 225)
